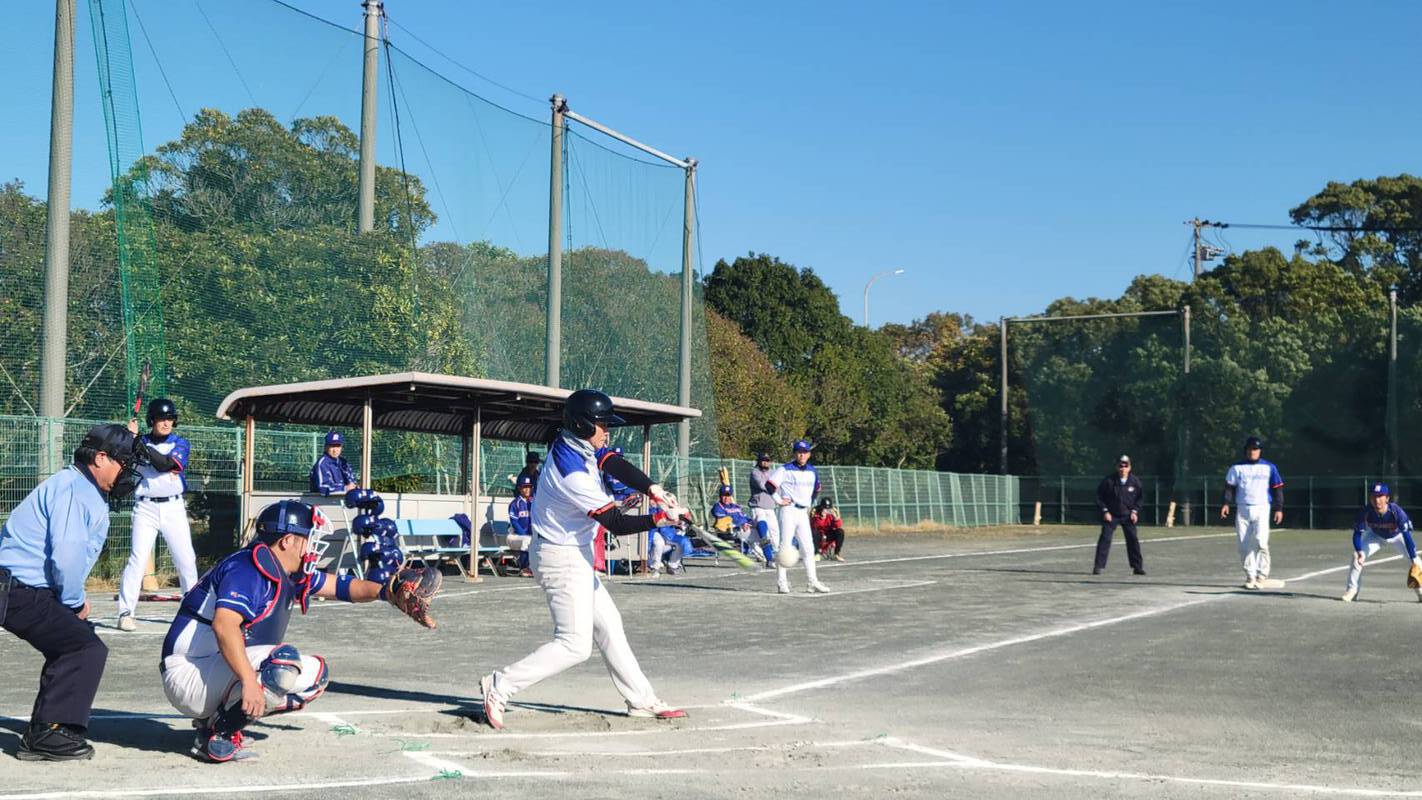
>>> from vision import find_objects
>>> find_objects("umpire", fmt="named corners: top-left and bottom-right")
top-left (1093, 454), bottom-right (1145, 576)
top-left (0, 423), bottom-right (137, 761)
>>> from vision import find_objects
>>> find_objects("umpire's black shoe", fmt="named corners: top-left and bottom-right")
top-left (17, 723), bottom-right (94, 761)
top-left (1133, 568), bottom-right (1147, 576)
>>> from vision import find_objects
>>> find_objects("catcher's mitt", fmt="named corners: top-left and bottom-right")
top-left (386, 565), bottom-right (442, 629)
top-left (1407, 563), bottom-right (1422, 590)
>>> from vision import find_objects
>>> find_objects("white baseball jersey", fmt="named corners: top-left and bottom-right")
top-left (1224, 459), bottom-right (1283, 506)
top-left (137, 433), bottom-right (190, 499)
top-left (770, 462), bottom-right (820, 509)
top-left (529, 433), bottom-right (614, 547)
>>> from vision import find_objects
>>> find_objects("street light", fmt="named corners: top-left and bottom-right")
top-left (863, 268), bottom-right (905, 327)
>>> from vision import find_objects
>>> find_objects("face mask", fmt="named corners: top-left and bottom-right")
top-left (106, 442), bottom-right (150, 506)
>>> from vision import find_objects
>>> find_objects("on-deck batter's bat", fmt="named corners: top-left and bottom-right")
top-left (684, 522), bottom-right (758, 572)
top-left (133, 358), bottom-right (152, 420)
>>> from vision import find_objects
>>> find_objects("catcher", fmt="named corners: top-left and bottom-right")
top-left (1341, 483), bottom-right (1422, 603)
top-left (159, 500), bottom-right (440, 762)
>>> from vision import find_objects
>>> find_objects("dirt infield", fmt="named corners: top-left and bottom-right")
top-left (3, 525), bottom-right (1414, 799)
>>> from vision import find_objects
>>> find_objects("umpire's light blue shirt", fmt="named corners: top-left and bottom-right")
top-left (0, 465), bottom-right (111, 608)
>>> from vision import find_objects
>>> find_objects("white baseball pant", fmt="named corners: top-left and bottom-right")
top-left (752, 508), bottom-right (779, 552)
top-left (162, 644), bottom-right (327, 719)
top-left (776, 505), bottom-right (819, 588)
top-left (1234, 503), bottom-right (1271, 580)
top-left (491, 538), bottom-right (658, 708)
top-left (1345, 531), bottom-right (1422, 593)
top-left (649, 530), bottom-right (683, 570)
top-left (118, 498), bottom-right (199, 615)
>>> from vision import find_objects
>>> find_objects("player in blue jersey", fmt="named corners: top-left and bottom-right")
top-left (1341, 483), bottom-right (1422, 603)
top-left (1220, 436), bottom-right (1284, 590)
top-left (117, 399), bottom-right (199, 631)
top-left (507, 474), bottom-right (534, 574)
top-left (710, 485), bottom-right (758, 561)
top-left (308, 431), bottom-right (358, 496)
top-left (160, 500), bottom-right (439, 762)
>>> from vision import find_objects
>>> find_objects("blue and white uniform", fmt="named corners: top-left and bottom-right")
top-left (160, 544), bottom-right (329, 720)
top-left (1345, 503), bottom-right (1422, 595)
top-left (747, 464), bottom-right (781, 562)
top-left (309, 455), bottom-right (357, 496)
top-left (647, 502), bottom-right (689, 574)
top-left (771, 458), bottom-right (824, 591)
top-left (1224, 458), bottom-right (1283, 581)
top-left (487, 432), bottom-right (664, 709)
top-left (506, 493), bottom-right (533, 568)
top-left (118, 432), bottom-right (198, 617)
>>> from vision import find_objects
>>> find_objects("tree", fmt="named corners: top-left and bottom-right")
top-left (703, 310), bottom-right (808, 457)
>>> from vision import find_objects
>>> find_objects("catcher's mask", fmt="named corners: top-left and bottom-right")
top-left (255, 500), bottom-right (332, 578)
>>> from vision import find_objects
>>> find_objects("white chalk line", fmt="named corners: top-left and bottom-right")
top-left (780, 579), bottom-right (936, 598)
top-left (825, 531), bottom-right (1233, 569)
top-left (868, 738), bottom-right (1422, 797)
top-left (743, 557), bottom-right (1365, 703)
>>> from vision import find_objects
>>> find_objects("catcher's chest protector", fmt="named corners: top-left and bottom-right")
top-left (244, 544), bottom-right (307, 646)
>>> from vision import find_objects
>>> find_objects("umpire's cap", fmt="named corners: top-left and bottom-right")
top-left (80, 423), bottom-right (137, 463)
top-left (563, 389), bottom-right (625, 439)
top-left (1243, 436), bottom-right (1263, 451)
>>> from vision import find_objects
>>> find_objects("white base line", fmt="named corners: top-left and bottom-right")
top-left (874, 738), bottom-right (1422, 798)
top-left (828, 532), bottom-right (1232, 569)
top-left (781, 580), bottom-right (936, 598)
top-left (743, 557), bottom-right (1365, 703)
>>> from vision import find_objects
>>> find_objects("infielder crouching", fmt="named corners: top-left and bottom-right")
top-left (161, 500), bottom-right (439, 762)
top-left (1341, 482), bottom-right (1422, 603)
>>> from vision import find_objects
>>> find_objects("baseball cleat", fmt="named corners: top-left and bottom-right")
top-left (117, 613), bottom-right (136, 632)
top-left (1243, 579), bottom-right (1259, 590)
top-left (480, 674), bottom-right (507, 730)
top-left (195, 729), bottom-right (255, 763)
top-left (808, 581), bottom-right (831, 594)
top-left (627, 700), bottom-right (688, 720)
top-left (776, 582), bottom-right (791, 594)
top-left (1341, 588), bottom-right (1357, 602)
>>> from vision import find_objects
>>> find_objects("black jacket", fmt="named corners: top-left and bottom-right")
top-left (1097, 473), bottom-right (1143, 516)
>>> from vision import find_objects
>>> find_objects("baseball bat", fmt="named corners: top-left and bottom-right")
top-left (684, 522), bottom-right (758, 572)
top-left (133, 358), bottom-right (152, 419)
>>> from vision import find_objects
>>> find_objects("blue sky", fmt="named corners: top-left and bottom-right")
top-left (8, 0), bottom-right (1422, 327)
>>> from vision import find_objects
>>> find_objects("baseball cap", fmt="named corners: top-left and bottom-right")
top-left (793, 439), bottom-right (813, 453)
top-left (324, 431), bottom-right (344, 446)
top-left (80, 423), bottom-right (137, 462)
top-left (1117, 455), bottom-right (1131, 466)
top-left (517, 475), bottom-right (534, 489)
top-left (756, 451), bottom-right (772, 462)
top-left (525, 451), bottom-right (541, 464)
top-left (1371, 482), bottom-right (1390, 496)
top-left (718, 484), bottom-right (733, 496)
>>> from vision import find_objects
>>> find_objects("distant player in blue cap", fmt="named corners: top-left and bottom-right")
top-left (308, 431), bottom-right (358, 496)
top-left (1341, 482), bottom-right (1422, 602)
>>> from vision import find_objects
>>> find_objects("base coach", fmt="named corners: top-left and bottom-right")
top-left (1093, 454), bottom-right (1145, 576)
top-left (0, 424), bottom-right (138, 761)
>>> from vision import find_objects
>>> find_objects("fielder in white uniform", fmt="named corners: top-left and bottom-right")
top-left (480, 389), bottom-right (688, 729)
top-left (771, 439), bottom-right (830, 595)
top-left (118, 398), bottom-right (199, 630)
top-left (1220, 435), bottom-right (1283, 590)
top-left (1341, 482), bottom-right (1422, 603)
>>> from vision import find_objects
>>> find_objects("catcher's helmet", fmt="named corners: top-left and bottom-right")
top-left (256, 500), bottom-right (323, 543)
top-left (563, 389), bottom-right (625, 439)
top-left (146, 398), bottom-right (178, 427)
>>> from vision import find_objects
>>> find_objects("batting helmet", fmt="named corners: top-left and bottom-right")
top-left (563, 389), bottom-right (625, 439)
top-left (1243, 436), bottom-right (1263, 451)
top-left (146, 398), bottom-right (178, 427)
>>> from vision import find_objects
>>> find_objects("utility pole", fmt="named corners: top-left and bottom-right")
top-left (40, 0), bottom-right (75, 473)
top-left (545, 95), bottom-right (567, 389)
top-left (356, 0), bottom-right (381, 234)
top-left (1388, 287), bottom-right (1399, 475)
top-left (1186, 219), bottom-right (1225, 279)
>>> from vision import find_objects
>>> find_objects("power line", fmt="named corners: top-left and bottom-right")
top-left (384, 16), bottom-right (544, 106)
top-left (1214, 221), bottom-right (1422, 233)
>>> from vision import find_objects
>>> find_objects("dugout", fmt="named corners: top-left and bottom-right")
top-left (215, 372), bottom-right (701, 575)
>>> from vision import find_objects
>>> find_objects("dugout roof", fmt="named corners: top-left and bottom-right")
top-left (215, 371), bottom-right (701, 442)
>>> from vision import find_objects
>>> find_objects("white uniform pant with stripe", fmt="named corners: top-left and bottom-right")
top-left (1345, 531), bottom-right (1422, 593)
top-left (492, 538), bottom-right (658, 708)
top-left (162, 644), bottom-right (327, 720)
top-left (1234, 503), bottom-right (1271, 580)
top-left (776, 506), bottom-right (819, 587)
top-left (119, 498), bottom-right (199, 616)
top-left (751, 508), bottom-right (780, 551)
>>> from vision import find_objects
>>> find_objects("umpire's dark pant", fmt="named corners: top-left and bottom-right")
top-left (1094, 516), bottom-right (1143, 571)
top-left (2, 583), bottom-right (107, 729)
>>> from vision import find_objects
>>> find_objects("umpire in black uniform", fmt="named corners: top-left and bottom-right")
top-left (1093, 454), bottom-right (1145, 575)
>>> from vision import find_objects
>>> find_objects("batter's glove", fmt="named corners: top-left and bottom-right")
top-left (386, 565), bottom-right (442, 629)
top-left (1407, 563), bottom-right (1422, 590)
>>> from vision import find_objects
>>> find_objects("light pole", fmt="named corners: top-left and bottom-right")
top-left (863, 268), bottom-right (905, 327)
